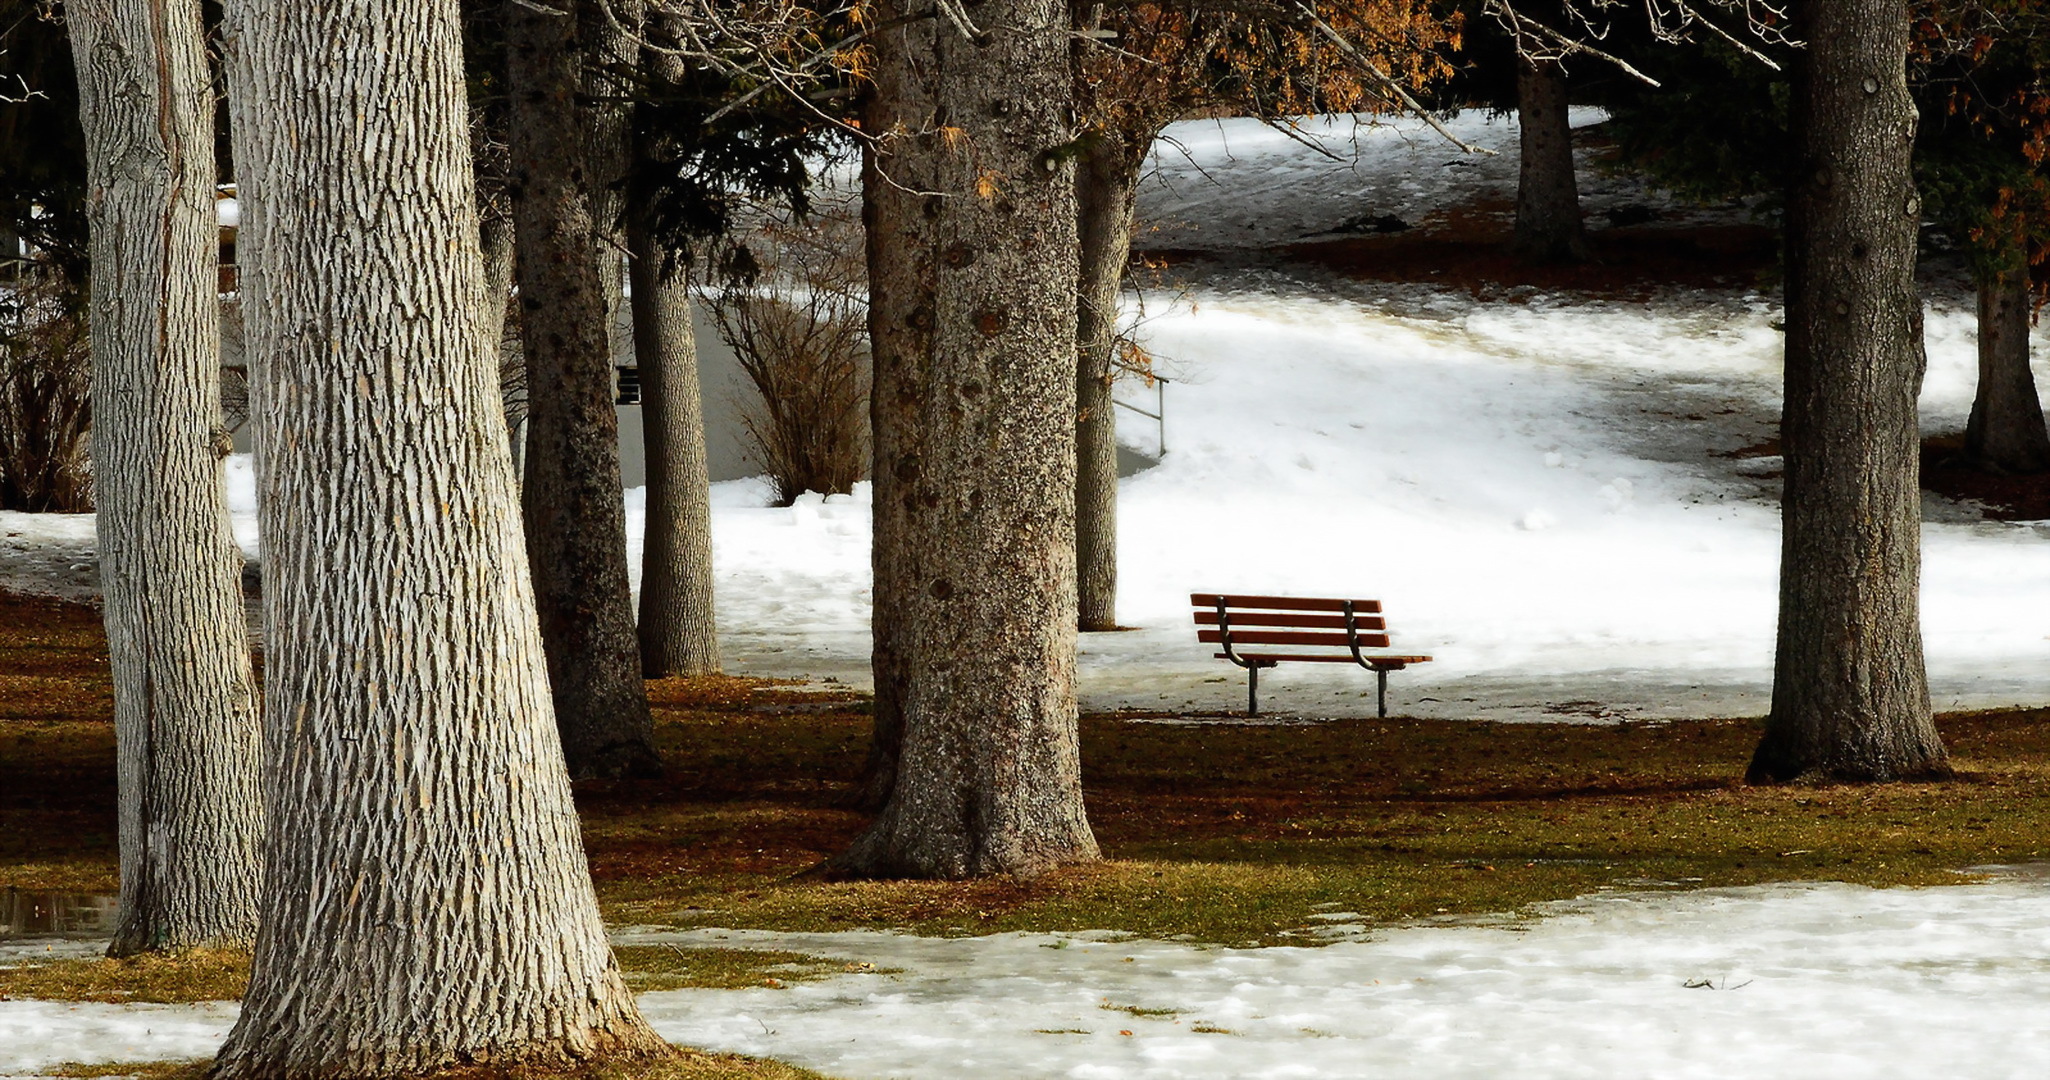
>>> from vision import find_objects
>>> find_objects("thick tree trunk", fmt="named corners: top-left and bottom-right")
top-left (1963, 258), bottom-right (2050, 474)
top-left (1512, 56), bottom-right (1587, 264)
top-left (1749, 0), bottom-right (1950, 784)
top-left (833, 0), bottom-right (1100, 877)
top-left (505, 0), bottom-right (661, 778)
top-left (629, 220), bottom-right (720, 676)
top-left (213, 0), bottom-right (673, 1071)
top-left (1075, 134), bottom-right (1143, 633)
top-left (67, 0), bottom-right (265, 958)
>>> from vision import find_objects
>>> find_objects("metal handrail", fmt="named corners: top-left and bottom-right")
top-left (1111, 374), bottom-right (1169, 457)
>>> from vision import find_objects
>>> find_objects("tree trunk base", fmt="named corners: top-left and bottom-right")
top-left (1745, 745), bottom-right (1953, 785)
top-left (213, 1029), bottom-right (679, 1080)
top-left (571, 738), bottom-right (667, 781)
top-left (824, 822), bottom-right (1097, 882)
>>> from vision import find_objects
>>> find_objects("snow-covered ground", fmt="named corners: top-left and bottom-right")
top-left (4, 111), bottom-right (2047, 722)
top-left (9, 870), bottom-right (2050, 1078)
top-left (9, 108), bottom-right (2050, 1080)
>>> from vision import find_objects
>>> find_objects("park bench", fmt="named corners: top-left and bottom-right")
top-left (1192, 592), bottom-right (1432, 718)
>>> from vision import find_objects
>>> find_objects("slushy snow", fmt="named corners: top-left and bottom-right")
top-left (10, 872), bottom-right (2050, 1078)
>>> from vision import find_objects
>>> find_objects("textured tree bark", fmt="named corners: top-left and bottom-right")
top-left (629, 37), bottom-right (719, 679)
top-left (66, 0), bottom-right (265, 958)
top-left (479, 213), bottom-right (516, 357)
top-left (1963, 257), bottom-right (2050, 474)
top-left (582, 0), bottom-right (641, 359)
top-left (1749, 0), bottom-right (1950, 784)
top-left (505, 0), bottom-right (661, 778)
top-left (1511, 56), bottom-right (1587, 264)
top-left (1074, 134), bottom-right (1143, 634)
top-left (629, 219), bottom-right (721, 677)
top-left (834, 0), bottom-right (1100, 877)
top-left (478, 211), bottom-right (526, 474)
top-left (213, 0), bottom-right (673, 1071)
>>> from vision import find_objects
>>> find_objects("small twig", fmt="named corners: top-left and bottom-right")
top-left (1487, 0), bottom-right (1663, 87)
top-left (1667, 0), bottom-right (1783, 70)
top-left (1295, 2), bottom-right (1496, 156)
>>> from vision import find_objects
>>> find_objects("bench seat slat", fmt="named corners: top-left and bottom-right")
top-left (1190, 593), bottom-right (1382, 614)
top-left (1193, 611), bottom-right (1388, 631)
top-left (1217, 652), bottom-right (1432, 666)
top-left (1197, 629), bottom-right (1391, 648)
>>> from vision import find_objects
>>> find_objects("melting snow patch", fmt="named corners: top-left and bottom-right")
top-left (7, 881), bottom-right (2050, 1077)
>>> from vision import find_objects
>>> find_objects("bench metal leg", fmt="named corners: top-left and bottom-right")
top-left (1377, 668), bottom-right (1389, 718)
top-left (1248, 663), bottom-right (1260, 717)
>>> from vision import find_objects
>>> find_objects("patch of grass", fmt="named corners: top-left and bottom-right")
top-left (613, 945), bottom-right (892, 991)
top-left (0, 948), bottom-right (248, 1003)
top-left (0, 593), bottom-right (118, 893)
top-left (1101, 1001), bottom-right (1182, 1018)
top-left (40, 1055), bottom-right (834, 1080)
top-left (592, 708), bottom-right (2050, 944)
top-left (12, 591), bottom-right (2050, 950)
top-left (44, 1064), bottom-right (205, 1080)
top-left (0, 945), bottom-right (887, 1003)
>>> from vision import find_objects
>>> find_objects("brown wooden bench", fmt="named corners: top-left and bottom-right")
top-left (1192, 593), bottom-right (1433, 718)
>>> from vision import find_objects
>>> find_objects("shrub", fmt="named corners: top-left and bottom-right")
top-left (0, 259), bottom-right (92, 512)
top-left (702, 193), bottom-right (868, 507)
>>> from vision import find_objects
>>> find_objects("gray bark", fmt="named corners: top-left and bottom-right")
top-left (66, 0), bottom-right (265, 958)
top-left (1963, 257), bottom-right (2050, 474)
top-left (629, 220), bottom-right (720, 676)
top-left (1749, 0), bottom-right (1950, 784)
top-left (1512, 56), bottom-right (1587, 264)
top-left (1075, 134), bottom-right (1143, 634)
top-left (834, 0), bottom-right (1100, 877)
top-left (629, 35), bottom-right (718, 679)
top-left (213, 0), bottom-right (672, 1071)
top-left (506, 0), bottom-right (661, 778)
top-left (583, 0), bottom-right (641, 359)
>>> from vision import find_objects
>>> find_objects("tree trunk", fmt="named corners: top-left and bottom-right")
top-left (1749, 0), bottom-right (1950, 784)
top-left (833, 0), bottom-right (1100, 878)
top-left (212, 0), bottom-right (673, 1071)
top-left (582, 0), bottom-right (640, 362)
top-left (479, 209), bottom-right (527, 473)
top-left (67, 0), bottom-right (265, 958)
top-left (1963, 257), bottom-right (2050, 474)
top-left (628, 37), bottom-right (718, 679)
top-left (505, 0), bottom-right (661, 779)
top-left (629, 219), bottom-right (720, 676)
top-left (1075, 133), bottom-right (1143, 634)
top-left (1512, 56), bottom-right (1587, 264)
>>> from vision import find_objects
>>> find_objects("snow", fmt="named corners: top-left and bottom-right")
top-left (11, 872), bottom-right (2050, 1078)
top-left (9, 109), bottom-right (2050, 1078)
top-left (1138, 108), bottom-right (1639, 251)
top-left (0, 1001), bottom-right (237, 1075)
top-left (668, 284), bottom-right (2050, 721)
top-left (6, 111), bottom-right (2047, 721)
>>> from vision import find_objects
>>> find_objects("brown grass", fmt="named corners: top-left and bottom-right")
top-left (9, 589), bottom-right (2050, 951)
top-left (41, 1054), bottom-right (831, 1080)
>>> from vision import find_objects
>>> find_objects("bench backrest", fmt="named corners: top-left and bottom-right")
top-left (1190, 592), bottom-right (1390, 654)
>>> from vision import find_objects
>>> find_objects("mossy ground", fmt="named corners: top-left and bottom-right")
top-left (7, 592), bottom-right (2050, 982)
top-left (40, 1053), bottom-right (830, 1080)
top-left (0, 945), bottom-right (885, 1004)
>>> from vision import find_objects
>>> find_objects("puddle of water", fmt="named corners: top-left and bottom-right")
top-left (0, 888), bottom-right (118, 938)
